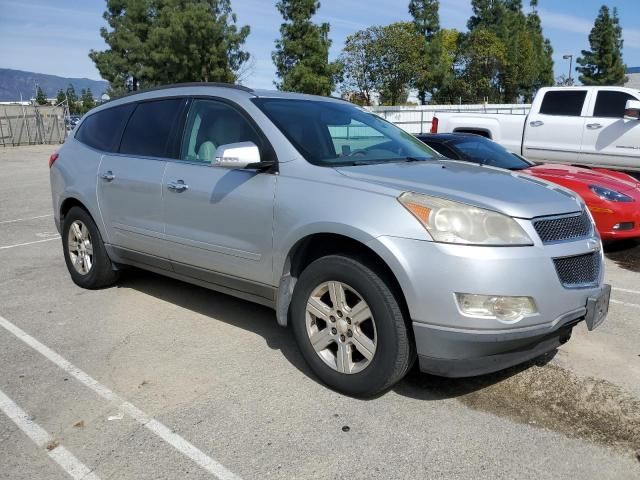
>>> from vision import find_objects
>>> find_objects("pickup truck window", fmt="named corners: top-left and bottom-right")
top-left (539, 91), bottom-right (587, 117)
top-left (593, 91), bottom-right (637, 118)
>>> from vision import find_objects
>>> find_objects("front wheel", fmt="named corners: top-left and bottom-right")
top-left (291, 255), bottom-right (414, 397)
top-left (62, 206), bottom-right (119, 289)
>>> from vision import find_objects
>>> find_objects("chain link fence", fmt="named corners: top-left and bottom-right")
top-left (0, 104), bottom-right (69, 147)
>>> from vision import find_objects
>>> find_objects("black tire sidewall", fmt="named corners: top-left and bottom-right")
top-left (291, 255), bottom-right (408, 397)
top-left (62, 207), bottom-right (114, 289)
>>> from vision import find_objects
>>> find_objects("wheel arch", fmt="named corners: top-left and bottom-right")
top-left (275, 231), bottom-right (411, 329)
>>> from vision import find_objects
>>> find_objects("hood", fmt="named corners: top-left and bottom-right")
top-left (526, 164), bottom-right (640, 194)
top-left (335, 160), bottom-right (583, 219)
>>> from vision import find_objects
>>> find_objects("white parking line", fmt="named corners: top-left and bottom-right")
top-left (612, 287), bottom-right (640, 296)
top-left (0, 214), bottom-right (53, 225)
top-left (0, 236), bottom-right (60, 250)
top-left (610, 299), bottom-right (640, 310)
top-left (0, 388), bottom-right (100, 480)
top-left (0, 314), bottom-right (241, 480)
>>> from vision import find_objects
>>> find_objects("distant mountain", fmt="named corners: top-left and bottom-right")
top-left (0, 68), bottom-right (108, 101)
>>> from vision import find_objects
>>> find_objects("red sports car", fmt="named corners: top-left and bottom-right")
top-left (418, 133), bottom-right (640, 241)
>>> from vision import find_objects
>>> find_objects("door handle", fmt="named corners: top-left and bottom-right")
top-left (586, 123), bottom-right (603, 130)
top-left (167, 180), bottom-right (189, 192)
top-left (100, 171), bottom-right (115, 182)
top-left (529, 120), bottom-right (544, 127)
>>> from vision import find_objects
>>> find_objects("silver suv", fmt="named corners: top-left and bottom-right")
top-left (50, 84), bottom-right (610, 396)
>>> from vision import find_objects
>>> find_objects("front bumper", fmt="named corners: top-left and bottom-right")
top-left (369, 234), bottom-right (606, 377)
top-left (591, 201), bottom-right (640, 241)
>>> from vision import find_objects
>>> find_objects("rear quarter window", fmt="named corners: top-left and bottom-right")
top-left (539, 91), bottom-right (587, 116)
top-left (75, 104), bottom-right (135, 152)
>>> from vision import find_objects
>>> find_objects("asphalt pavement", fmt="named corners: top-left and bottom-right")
top-left (1, 145), bottom-right (639, 479)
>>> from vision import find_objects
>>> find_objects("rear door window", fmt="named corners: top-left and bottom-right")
top-left (539, 91), bottom-right (587, 116)
top-left (593, 90), bottom-right (637, 118)
top-left (75, 104), bottom-right (134, 152)
top-left (119, 99), bottom-right (185, 158)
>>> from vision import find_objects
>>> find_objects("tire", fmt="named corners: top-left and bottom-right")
top-left (291, 254), bottom-right (414, 397)
top-left (62, 206), bottom-right (119, 289)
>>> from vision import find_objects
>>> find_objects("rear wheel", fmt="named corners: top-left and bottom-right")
top-left (291, 255), bottom-right (414, 397)
top-left (62, 207), bottom-right (119, 289)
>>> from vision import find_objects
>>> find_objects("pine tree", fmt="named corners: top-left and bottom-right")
top-left (35, 86), bottom-right (48, 105)
top-left (577, 5), bottom-right (627, 86)
top-left (55, 89), bottom-right (66, 106)
top-left (409, 0), bottom-right (441, 104)
top-left (272, 0), bottom-right (339, 95)
top-left (66, 84), bottom-right (79, 114)
top-left (90, 0), bottom-right (250, 92)
top-left (81, 88), bottom-right (96, 113)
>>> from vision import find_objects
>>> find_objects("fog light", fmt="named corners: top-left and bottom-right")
top-left (455, 294), bottom-right (537, 322)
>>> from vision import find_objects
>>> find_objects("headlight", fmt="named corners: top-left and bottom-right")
top-left (398, 192), bottom-right (533, 245)
top-left (455, 293), bottom-right (537, 322)
top-left (589, 185), bottom-right (633, 202)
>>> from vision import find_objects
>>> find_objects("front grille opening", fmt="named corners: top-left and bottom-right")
top-left (553, 252), bottom-right (600, 288)
top-left (533, 212), bottom-right (592, 244)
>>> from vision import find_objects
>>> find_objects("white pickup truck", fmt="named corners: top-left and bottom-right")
top-left (431, 86), bottom-right (640, 171)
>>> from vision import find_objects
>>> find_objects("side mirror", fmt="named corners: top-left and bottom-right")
top-left (624, 99), bottom-right (640, 120)
top-left (213, 141), bottom-right (273, 170)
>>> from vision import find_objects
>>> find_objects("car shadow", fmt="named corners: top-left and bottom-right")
top-left (604, 239), bottom-right (640, 273)
top-left (392, 351), bottom-right (556, 401)
top-left (115, 268), bottom-right (552, 400)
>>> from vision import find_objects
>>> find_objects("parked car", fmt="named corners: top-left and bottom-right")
top-left (418, 133), bottom-right (640, 242)
top-left (430, 86), bottom-right (640, 171)
top-left (49, 84), bottom-right (610, 396)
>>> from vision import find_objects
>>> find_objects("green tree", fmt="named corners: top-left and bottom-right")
top-left (66, 84), bottom-right (80, 114)
top-left (467, 0), bottom-right (553, 102)
top-left (339, 28), bottom-right (378, 105)
top-left (81, 88), bottom-right (96, 113)
top-left (55, 89), bottom-right (66, 106)
top-left (272, 0), bottom-right (339, 95)
top-left (459, 29), bottom-right (506, 103)
top-left (409, 0), bottom-right (441, 104)
top-left (89, 0), bottom-right (250, 92)
top-left (35, 86), bottom-right (48, 105)
top-left (577, 5), bottom-right (627, 86)
top-left (526, 2), bottom-right (554, 99)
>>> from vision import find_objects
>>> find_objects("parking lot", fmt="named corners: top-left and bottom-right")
top-left (1, 144), bottom-right (639, 479)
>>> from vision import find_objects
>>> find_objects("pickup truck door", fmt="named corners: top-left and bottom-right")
top-left (523, 89), bottom-right (589, 164)
top-left (579, 89), bottom-right (640, 169)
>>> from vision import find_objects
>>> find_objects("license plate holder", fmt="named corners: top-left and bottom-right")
top-left (584, 284), bottom-right (611, 331)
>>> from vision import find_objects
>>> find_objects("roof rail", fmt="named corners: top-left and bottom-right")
top-left (116, 82), bottom-right (254, 99)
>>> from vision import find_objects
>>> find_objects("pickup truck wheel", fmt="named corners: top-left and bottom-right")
top-left (62, 206), bottom-right (119, 289)
top-left (291, 255), bottom-right (414, 397)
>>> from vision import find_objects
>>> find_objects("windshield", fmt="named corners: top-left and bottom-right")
top-left (449, 137), bottom-right (532, 170)
top-left (252, 98), bottom-right (438, 166)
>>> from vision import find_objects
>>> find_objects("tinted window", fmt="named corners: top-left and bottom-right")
top-left (449, 137), bottom-right (531, 170)
top-left (75, 104), bottom-right (134, 152)
top-left (422, 141), bottom-right (458, 159)
top-left (593, 91), bottom-right (637, 118)
top-left (539, 91), bottom-right (587, 116)
top-left (182, 99), bottom-right (262, 163)
top-left (253, 98), bottom-right (436, 166)
top-left (120, 99), bottom-right (184, 158)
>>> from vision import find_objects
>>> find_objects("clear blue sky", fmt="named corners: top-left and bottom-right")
top-left (1, 0), bottom-right (639, 88)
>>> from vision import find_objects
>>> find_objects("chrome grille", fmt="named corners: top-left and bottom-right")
top-left (533, 212), bottom-right (592, 244)
top-left (553, 252), bottom-right (600, 288)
